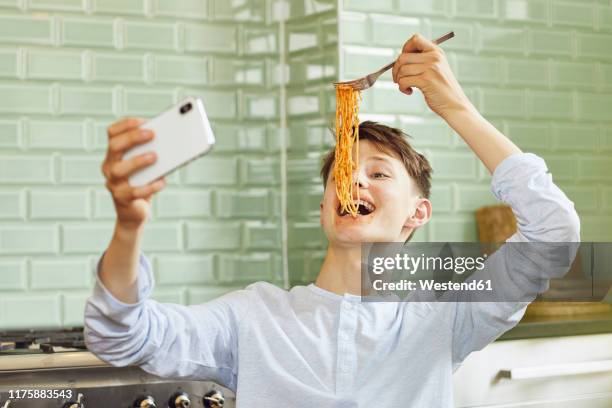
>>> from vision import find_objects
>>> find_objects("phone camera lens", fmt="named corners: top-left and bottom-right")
top-left (180, 103), bottom-right (192, 115)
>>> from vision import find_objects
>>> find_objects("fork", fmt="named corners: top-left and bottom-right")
top-left (334, 31), bottom-right (455, 91)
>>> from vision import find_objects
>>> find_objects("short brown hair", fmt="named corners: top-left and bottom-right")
top-left (320, 121), bottom-right (432, 198)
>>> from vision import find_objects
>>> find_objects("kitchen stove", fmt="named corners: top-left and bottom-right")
top-left (0, 329), bottom-right (234, 408)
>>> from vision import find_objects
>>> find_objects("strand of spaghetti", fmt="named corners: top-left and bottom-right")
top-left (334, 84), bottom-right (361, 217)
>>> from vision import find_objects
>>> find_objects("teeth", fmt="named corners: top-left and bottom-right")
top-left (354, 199), bottom-right (375, 212)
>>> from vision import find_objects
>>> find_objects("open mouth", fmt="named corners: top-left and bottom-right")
top-left (337, 199), bottom-right (376, 217)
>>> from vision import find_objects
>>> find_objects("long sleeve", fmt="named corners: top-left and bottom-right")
top-left (451, 153), bottom-right (580, 367)
top-left (83, 252), bottom-right (252, 391)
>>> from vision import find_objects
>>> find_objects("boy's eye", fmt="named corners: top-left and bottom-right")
top-left (372, 172), bottom-right (388, 179)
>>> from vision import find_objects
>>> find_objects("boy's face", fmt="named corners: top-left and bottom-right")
top-left (320, 140), bottom-right (431, 245)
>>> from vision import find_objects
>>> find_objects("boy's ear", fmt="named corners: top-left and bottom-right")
top-left (319, 201), bottom-right (324, 225)
top-left (404, 198), bottom-right (432, 229)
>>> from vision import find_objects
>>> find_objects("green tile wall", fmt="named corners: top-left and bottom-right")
top-left (0, 0), bottom-right (284, 329)
top-left (1, 0), bottom-right (611, 327)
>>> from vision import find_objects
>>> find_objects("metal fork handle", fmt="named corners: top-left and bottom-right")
top-left (370, 31), bottom-right (455, 82)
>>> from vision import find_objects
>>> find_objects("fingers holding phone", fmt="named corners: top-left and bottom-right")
top-left (101, 117), bottom-right (167, 230)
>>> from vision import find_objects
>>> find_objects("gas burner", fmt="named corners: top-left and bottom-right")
top-left (0, 329), bottom-right (87, 354)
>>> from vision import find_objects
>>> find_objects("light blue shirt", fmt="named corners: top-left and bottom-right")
top-left (84, 153), bottom-right (580, 407)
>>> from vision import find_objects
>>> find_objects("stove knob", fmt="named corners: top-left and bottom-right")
top-left (63, 393), bottom-right (85, 408)
top-left (133, 396), bottom-right (156, 408)
top-left (202, 390), bottom-right (224, 408)
top-left (168, 392), bottom-right (191, 408)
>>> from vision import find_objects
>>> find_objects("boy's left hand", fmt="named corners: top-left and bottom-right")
top-left (392, 33), bottom-right (474, 119)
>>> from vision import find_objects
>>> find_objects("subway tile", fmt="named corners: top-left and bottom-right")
top-left (603, 129), bottom-right (612, 152)
top-left (0, 294), bottom-right (61, 329)
top-left (216, 189), bottom-right (270, 218)
top-left (287, 120), bottom-right (325, 151)
top-left (576, 93), bottom-right (612, 121)
top-left (187, 286), bottom-right (242, 304)
top-left (0, 48), bottom-right (18, 78)
top-left (456, 184), bottom-right (498, 212)
top-left (0, 15), bottom-right (53, 45)
top-left (603, 188), bottom-right (612, 212)
top-left (503, 0), bottom-right (548, 23)
top-left (288, 253), bottom-right (306, 282)
top-left (398, 117), bottom-right (453, 148)
top-left (370, 82), bottom-right (427, 114)
top-left (62, 224), bottom-right (113, 253)
top-left (211, 123), bottom-right (267, 152)
top-left (125, 21), bottom-right (176, 51)
top-left (0, 120), bottom-right (20, 148)
top-left (60, 156), bottom-right (104, 184)
top-left (287, 185), bottom-right (323, 218)
top-left (288, 222), bottom-right (325, 248)
top-left (142, 223), bottom-right (182, 251)
top-left (0, 258), bottom-right (26, 290)
top-left (27, 120), bottom-right (86, 150)
top-left (243, 157), bottom-right (280, 185)
top-left (506, 121), bottom-right (551, 150)
top-left (370, 15), bottom-right (420, 47)
top-left (154, 55), bottom-right (207, 85)
top-left (123, 88), bottom-right (174, 116)
top-left (155, 254), bottom-right (215, 285)
top-left (63, 292), bottom-right (89, 327)
top-left (600, 5), bottom-right (612, 33)
top-left (429, 215), bottom-right (477, 242)
top-left (183, 157), bottom-right (238, 185)
top-left (544, 156), bottom-right (576, 181)
top-left (243, 92), bottom-right (278, 119)
top-left (527, 91), bottom-right (574, 120)
top-left (287, 156), bottom-right (321, 183)
top-left (581, 216), bottom-right (612, 241)
top-left (92, 53), bottom-right (145, 82)
top-left (527, 30), bottom-right (573, 57)
top-left (397, 0), bottom-right (449, 16)
top-left (480, 89), bottom-right (525, 118)
top-left (576, 33), bottom-right (612, 60)
top-left (342, 0), bottom-right (392, 12)
top-left (211, 0), bottom-right (265, 21)
top-left (184, 23), bottom-right (237, 53)
top-left (60, 87), bottom-right (114, 115)
top-left (245, 221), bottom-right (281, 249)
top-left (185, 221), bottom-right (241, 250)
top-left (552, 124), bottom-right (599, 151)
top-left (563, 186), bottom-right (598, 213)
top-left (456, 55), bottom-right (501, 84)
top-left (155, 190), bottom-right (212, 218)
top-left (0, 84), bottom-right (52, 114)
top-left (551, 61), bottom-right (597, 89)
top-left (30, 190), bottom-right (90, 219)
top-left (551, 2), bottom-right (595, 28)
top-left (0, 156), bottom-right (54, 184)
top-left (578, 157), bottom-right (612, 181)
top-left (428, 21), bottom-right (476, 51)
top-left (428, 152), bottom-right (478, 180)
top-left (601, 65), bottom-right (612, 92)
top-left (0, 190), bottom-right (25, 220)
top-left (91, 0), bottom-right (145, 15)
top-left (62, 18), bottom-right (114, 48)
top-left (244, 26), bottom-right (278, 55)
top-left (429, 184), bottom-right (453, 213)
top-left (505, 59), bottom-right (548, 86)
top-left (480, 26), bottom-right (525, 54)
top-left (288, 22), bottom-right (319, 53)
top-left (342, 45), bottom-right (393, 81)
top-left (340, 12), bottom-right (368, 44)
top-left (0, 225), bottom-right (58, 254)
top-left (0, 0), bottom-right (20, 8)
top-left (182, 89), bottom-right (237, 119)
top-left (288, 92), bottom-right (321, 116)
top-left (210, 58), bottom-right (264, 86)
top-left (455, 0), bottom-right (498, 19)
top-left (93, 190), bottom-right (115, 219)
top-left (152, 0), bottom-right (207, 19)
top-left (29, 0), bottom-right (83, 11)
top-left (30, 258), bottom-right (91, 290)
top-left (218, 253), bottom-right (274, 283)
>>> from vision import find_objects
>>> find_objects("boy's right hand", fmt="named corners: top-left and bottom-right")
top-left (101, 118), bottom-right (166, 230)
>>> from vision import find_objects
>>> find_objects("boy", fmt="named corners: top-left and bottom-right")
top-left (85, 34), bottom-right (580, 407)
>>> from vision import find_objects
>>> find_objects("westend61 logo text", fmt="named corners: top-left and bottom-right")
top-left (371, 253), bottom-right (488, 275)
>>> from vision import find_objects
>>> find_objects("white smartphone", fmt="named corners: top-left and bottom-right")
top-left (124, 96), bottom-right (216, 187)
